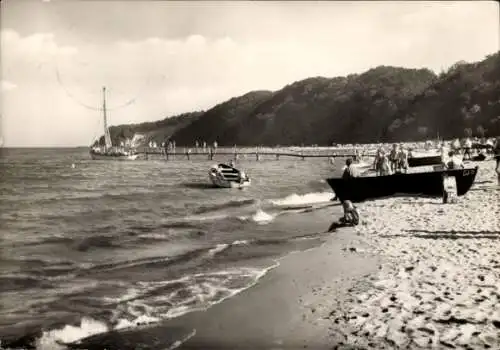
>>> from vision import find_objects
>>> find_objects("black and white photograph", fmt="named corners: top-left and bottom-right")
top-left (1, 1), bottom-right (499, 349)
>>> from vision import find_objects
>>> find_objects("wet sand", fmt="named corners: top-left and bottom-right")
top-left (62, 213), bottom-right (380, 350)
top-left (174, 229), bottom-right (379, 349)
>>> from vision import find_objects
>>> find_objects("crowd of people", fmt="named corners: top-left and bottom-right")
top-left (335, 136), bottom-right (500, 225)
top-left (372, 143), bottom-right (410, 176)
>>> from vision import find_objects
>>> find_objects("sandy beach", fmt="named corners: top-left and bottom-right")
top-left (327, 160), bottom-right (500, 349)
top-left (55, 160), bottom-right (499, 350)
top-left (3, 157), bottom-right (497, 350)
top-left (175, 160), bottom-right (499, 349)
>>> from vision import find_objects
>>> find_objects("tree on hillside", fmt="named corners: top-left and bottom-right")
top-left (476, 125), bottom-right (485, 138)
top-left (418, 126), bottom-right (428, 137)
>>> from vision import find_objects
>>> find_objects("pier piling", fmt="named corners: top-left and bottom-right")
top-left (138, 146), bottom-right (365, 162)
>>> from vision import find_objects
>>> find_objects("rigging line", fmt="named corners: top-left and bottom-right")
top-left (55, 67), bottom-right (101, 111)
top-left (103, 73), bottom-right (157, 111)
top-left (54, 64), bottom-right (155, 112)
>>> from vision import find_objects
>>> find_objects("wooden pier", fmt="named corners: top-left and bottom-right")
top-left (139, 147), bottom-right (373, 161)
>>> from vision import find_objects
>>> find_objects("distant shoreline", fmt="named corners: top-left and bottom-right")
top-left (1, 137), bottom-right (495, 150)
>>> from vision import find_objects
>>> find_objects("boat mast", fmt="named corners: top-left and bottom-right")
top-left (102, 86), bottom-right (113, 150)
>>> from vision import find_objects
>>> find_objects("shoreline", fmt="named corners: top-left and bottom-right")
top-left (174, 228), bottom-right (380, 349)
top-left (59, 211), bottom-right (381, 350)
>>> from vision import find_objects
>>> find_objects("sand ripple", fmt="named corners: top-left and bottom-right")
top-left (329, 161), bottom-right (500, 349)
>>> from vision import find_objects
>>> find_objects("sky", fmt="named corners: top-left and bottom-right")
top-left (1, 1), bottom-right (498, 147)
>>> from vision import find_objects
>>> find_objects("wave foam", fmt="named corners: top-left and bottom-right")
top-left (250, 209), bottom-right (275, 224)
top-left (270, 191), bottom-right (333, 207)
top-left (36, 317), bottom-right (109, 350)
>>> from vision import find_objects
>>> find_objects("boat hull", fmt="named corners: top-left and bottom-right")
top-left (408, 155), bottom-right (442, 167)
top-left (209, 175), bottom-right (251, 188)
top-left (90, 152), bottom-right (140, 161)
top-left (326, 166), bottom-right (478, 203)
top-left (208, 165), bottom-right (251, 188)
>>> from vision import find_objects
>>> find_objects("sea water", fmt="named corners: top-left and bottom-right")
top-left (0, 148), bottom-right (342, 349)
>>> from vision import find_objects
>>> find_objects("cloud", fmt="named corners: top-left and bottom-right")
top-left (1, 29), bottom-right (78, 57)
top-left (1, 80), bottom-right (17, 92)
top-left (1, 1), bottom-right (498, 146)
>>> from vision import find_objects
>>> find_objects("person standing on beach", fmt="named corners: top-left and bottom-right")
top-left (379, 151), bottom-right (392, 176)
top-left (494, 137), bottom-right (500, 184)
top-left (440, 143), bottom-right (450, 166)
top-left (389, 144), bottom-right (399, 172)
top-left (340, 158), bottom-right (360, 225)
top-left (342, 158), bottom-right (359, 179)
top-left (446, 151), bottom-right (464, 169)
top-left (374, 148), bottom-right (389, 175)
top-left (397, 145), bottom-right (409, 173)
top-left (462, 137), bottom-right (473, 160)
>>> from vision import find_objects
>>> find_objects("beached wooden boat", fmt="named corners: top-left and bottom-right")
top-left (326, 165), bottom-right (478, 203)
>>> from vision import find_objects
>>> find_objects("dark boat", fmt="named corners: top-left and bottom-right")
top-left (326, 166), bottom-right (478, 203)
top-left (408, 154), bottom-right (442, 167)
top-left (471, 143), bottom-right (493, 151)
top-left (471, 153), bottom-right (487, 161)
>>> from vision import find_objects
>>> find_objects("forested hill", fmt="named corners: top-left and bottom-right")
top-left (105, 52), bottom-right (499, 147)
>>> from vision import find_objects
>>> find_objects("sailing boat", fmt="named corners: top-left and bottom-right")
top-left (89, 87), bottom-right (139, 160)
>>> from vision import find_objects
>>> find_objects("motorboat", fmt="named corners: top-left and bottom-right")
top-left (326, 165), bottom-right (478, 203)
top-left (209, 163), bottom-right (251, 188)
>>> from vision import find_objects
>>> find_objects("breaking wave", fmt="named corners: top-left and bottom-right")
top-left (269, 191), bottom-right (334, 207)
